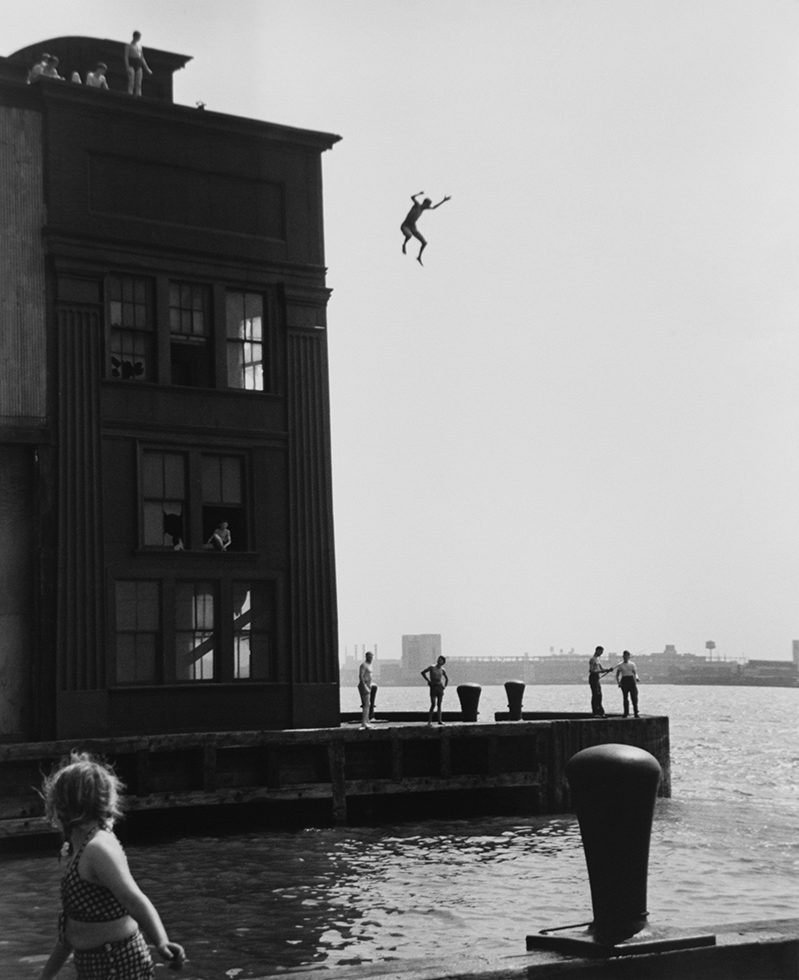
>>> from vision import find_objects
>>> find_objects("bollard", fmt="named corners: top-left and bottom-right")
top-left (526, 743), bottom-right (716, 956)
top-left (568, 743), bottom-right (661, 943)
top-left (504, 680), bottom-right (525, 720)
top-left (456, 684), bottom-right (481, 722)
top-left (369, 685), bottom-right (377, 721)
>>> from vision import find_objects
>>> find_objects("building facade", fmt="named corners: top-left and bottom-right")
top-left (0, 37), bottom-right (341, 740)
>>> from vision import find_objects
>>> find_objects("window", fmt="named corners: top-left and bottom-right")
top-left (175, 581), bottom-right (216, 680)
top-left (233, 582), bottom-right (275, 680)
top-left (170, 281), bottom-right (211, 387)
top-left (113, 579), bottom-right (276, 686)
top-left (202, 454), bottom-right (244, 550)
top-left (142, 452), bottom-right (187, 549)
top-left (115, 581), bottom-right (160, 684)
top-left (139, 449), bottom-right (247, 551)
top-left (106, 273), bottom-right (278, 393)
top-left (108, 275), bottom-right (155, 381)
top-left (226, 291), bottom-right (264, 391)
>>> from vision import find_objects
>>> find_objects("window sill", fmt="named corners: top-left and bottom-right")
top-left (110, 680), bottom-right (280, 691)
top-left (133, 549), bottom-right (260, 560)
top-left (103, 378), bottom-right (279, 398)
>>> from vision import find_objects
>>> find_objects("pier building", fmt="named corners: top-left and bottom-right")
top-left (0, 37), bottom-right (340, 741)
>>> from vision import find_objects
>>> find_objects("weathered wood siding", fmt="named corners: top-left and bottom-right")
top-left (0, 717), bottom-right (670, 838)
top-left (0, 447), bottom-right (35, 738)
top-left (0, 105), bottom-right (46, 425)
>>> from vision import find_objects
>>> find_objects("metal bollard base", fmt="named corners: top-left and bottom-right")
top-left (526, 921), bottom-right (716, 958)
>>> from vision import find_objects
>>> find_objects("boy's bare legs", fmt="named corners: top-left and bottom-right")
top-left (415, 231), bottom-right (428, 265)
top-left (402, 226), bottom-right (427, 264)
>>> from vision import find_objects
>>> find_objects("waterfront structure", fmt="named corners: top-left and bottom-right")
top-left (0, 714), bottom-right (671, 838)
top-left (0, 37), bottom-right (340, 740)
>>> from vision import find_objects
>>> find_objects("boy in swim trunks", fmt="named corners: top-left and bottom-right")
top-left (421, 655), bottom-right (449, 725)
top-left (400, 190), bottom-right (451, 265)
top-left (124, 31), bottom-right (152, 96)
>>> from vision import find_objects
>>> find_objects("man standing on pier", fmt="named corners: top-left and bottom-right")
top-left (615, 650), bottom-right (640, 717)
top-left (588, 646), bottom-right (612, 717)
top-left (358, 651), bottom-right (374, 730)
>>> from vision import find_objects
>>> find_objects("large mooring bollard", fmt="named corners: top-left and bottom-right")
top-left (527, 742), bottom-right (716, 956)
top-left (568, 743), bottom-right (661, 943)
top-left (504, 680), bottom-right (525, 720)
top-left (456, 683), bottom-right (481, 722)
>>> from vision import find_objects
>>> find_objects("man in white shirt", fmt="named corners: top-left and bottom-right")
top-left (615, 650), bottom-right (640, 718)
top-left (588, 645), bottom-right (611, 717)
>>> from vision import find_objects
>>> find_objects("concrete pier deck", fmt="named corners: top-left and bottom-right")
top-left (256, 918), bottom-right (799, 980)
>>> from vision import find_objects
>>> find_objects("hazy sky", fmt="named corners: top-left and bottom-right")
top-left (6, 1), bottom-right (799, 662)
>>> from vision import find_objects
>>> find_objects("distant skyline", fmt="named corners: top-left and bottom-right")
top-left (6, 1), bottom-right (799, 662)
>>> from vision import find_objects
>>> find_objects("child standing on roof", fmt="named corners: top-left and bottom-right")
top-left (37, 751), bottom-right (185, 979)
top-left (124, 31), bottom-right (152, 96)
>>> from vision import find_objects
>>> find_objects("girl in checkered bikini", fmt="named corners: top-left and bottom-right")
top-left (38, 752), bottom-right (185, 979)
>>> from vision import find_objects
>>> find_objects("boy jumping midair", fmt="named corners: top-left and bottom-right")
top-left (401, 190), bottom-right (451, 265)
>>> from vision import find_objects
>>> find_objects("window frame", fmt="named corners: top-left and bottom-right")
top-left (104, 272), bottom-right (280, 394)
top-left (137, 445), bottom-right (249, 552)
top-left (140, 449), bottom-right (189, 550)
top-left (111, 577), bottom-right (278, 687)
top-left (113, 579), bottom-right (162, 685)
top-left (231, 580), bottom-right (277, 681)
top-left (168, 279), bottom-right (213, 388)
top-left (174, 579), bottom-right (218, 682)
top-left (106, 273), bottom-right (156, 382)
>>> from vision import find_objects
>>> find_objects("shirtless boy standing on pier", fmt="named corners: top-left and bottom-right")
top-left (421, 655), bottom-right (449, 726)
top-left (400, 190), bottom-right (451, 265)
top-left (358, 651), bottom-right (374, 730)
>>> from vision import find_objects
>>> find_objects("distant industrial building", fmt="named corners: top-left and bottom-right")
top-left (341, 638), bottom-right (799, 688)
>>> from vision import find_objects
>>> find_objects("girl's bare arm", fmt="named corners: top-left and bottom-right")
top-left (38, 939), bottom-right (72, 980)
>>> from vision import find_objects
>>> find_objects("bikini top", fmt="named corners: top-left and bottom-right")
top-left (61, 828), bottom-right (129, 922)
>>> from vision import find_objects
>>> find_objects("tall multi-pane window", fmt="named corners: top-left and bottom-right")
top-left (232, 582), bottom-right (275, 680)
top-left (108, 275), bottom-right (155, 381)
top-left (175, 582), bottom-right (215, 680)
top-left (226, 291), bottom-right (264, 391)
top-left (202, 454), bottom-right (244, 550)
top-left (169, 281), bottom-right (211, 387)
top-left (142, 451), bottom-right (187, 549)
top-left (115, 581), bottom-right (160, 684)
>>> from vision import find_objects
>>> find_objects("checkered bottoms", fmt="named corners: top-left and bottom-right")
top-left (72, 930), bottom-right (154, 980)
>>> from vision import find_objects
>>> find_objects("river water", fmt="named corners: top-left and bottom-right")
top-left (2, 685), bottom-right (797, 978)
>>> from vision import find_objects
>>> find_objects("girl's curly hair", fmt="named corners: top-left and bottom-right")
top-left (40, 751), bottom-right (126, 832)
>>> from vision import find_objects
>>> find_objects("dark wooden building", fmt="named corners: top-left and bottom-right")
top-left (0, 37), bottom-right (341, 740)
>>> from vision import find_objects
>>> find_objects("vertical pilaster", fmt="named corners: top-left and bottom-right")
top-left (287, 327), bottom-right (338, 685)
top-left (56, 306), bottom-right (106, 691)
